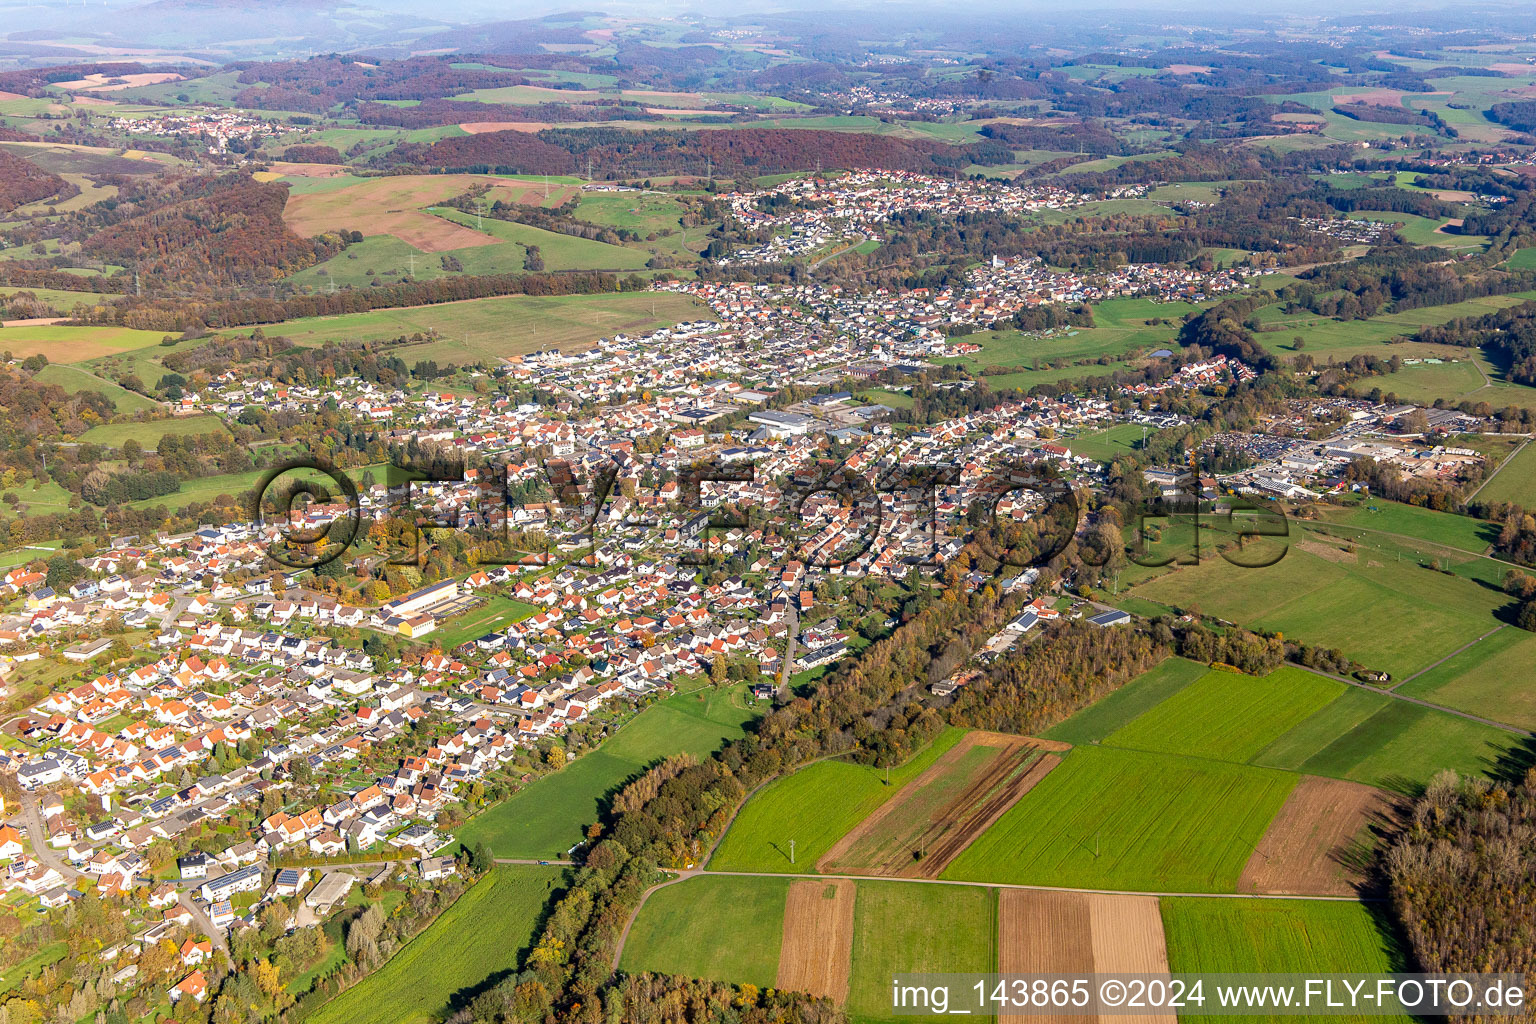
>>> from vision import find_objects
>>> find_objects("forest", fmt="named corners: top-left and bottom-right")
top-left (0, 149), bottom-right (63, 214)
top-left (229, 56), bottom-right (533, 114)
top-left (1385, 769), bottom-right (1536, 984)
top-left (80, 174), bottom-right (341, 292)
top-left (391, 126), bottom-right (990, 178)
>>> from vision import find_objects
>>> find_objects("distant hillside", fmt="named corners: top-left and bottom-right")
top-left (82, 174), bottom-right (340, 289)
top-left (0, 150), bottom-right (64, 214)
top-left (394, 126), bottom-right (974, 177)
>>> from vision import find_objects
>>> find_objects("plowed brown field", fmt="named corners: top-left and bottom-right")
top-left (998, 890), bottom-right (1173, 1024)
top-left (1239, 776), bottom-right (1395, 896)
top-left (776, 879), bottom-right (855, 1001)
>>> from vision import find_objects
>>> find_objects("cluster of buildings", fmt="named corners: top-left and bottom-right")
top-left (1295, 216), bottom-right (1393, 245)
top-left (965, 255), bottom-right (1263, 310)
top-left (108, 108), bottom-right (308, 152)
top-left (711, 171), bottom-right (1122, 265)
top-left (1208, 402), bottom-right (1487, 499)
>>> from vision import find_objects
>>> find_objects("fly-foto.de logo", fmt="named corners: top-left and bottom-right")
top-left (251, 449), bottom-right (1290, 575)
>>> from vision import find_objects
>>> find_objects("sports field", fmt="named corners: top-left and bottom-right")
top-left (310, 864), bottom-right (565, 1024)
top-left (456, 685), bottom-right (757, 858)
top-left (709, 728), bottom-right (965, 872)
top-left (431, 595), bottom-right (540, 650)
top-left (619, 874), bottom-right (788, 987)
top-left (1069, 422), bottom-right (1151, 463)
top-left (941, 745), bottom-right (1296, 892)
top-left (1102, 666), bottom-right (1344, 764)
top-left (255, 291), bottom-right (709, 362)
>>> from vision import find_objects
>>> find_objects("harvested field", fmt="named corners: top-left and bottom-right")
top-left (625, 89), bottom-right (710, 103)
top-left (284, 175), bottom-right (504, 251)
top-left (1167, 64), bottom-right (1213, 74)
top-left (56, 72), bottom-right (183, 92)
top-left (460, 121), bottom-right (556, 134)
top-left (269, 162), bottom-right (348, 178)
top-left (0, 91), bottom-right (25, 101)
top-left (284, 173), bottom-right (583, 250)
top-left (776, 879), bottom-right (855, 1002)
top-left (1333, 89), bottom-right (1408, 107)
top-left (1296, 539), bottom-right (1356, 563)
top-left (997, 890), bottom-right (1093, 1024)
top-left (816, 731), bottom-right (1066, 878)
top-left (1089, 894), bottom-right (1175, 1024)
top-left (1, 317), bottom-right (67, 328)
top-left (997, 890), bottom-right (1172, 1024)
top-left (1238, 776), bottom-right (1396, 896)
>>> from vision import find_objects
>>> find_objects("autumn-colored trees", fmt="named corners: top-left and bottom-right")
top-left (0, 150), bottom-right (63, 214)
top-left (1385, 769), bottom-right (1536, 984)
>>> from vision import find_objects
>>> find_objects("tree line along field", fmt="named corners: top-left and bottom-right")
top-left (1262, 694), bottom-right (1524, 792)
top-left (0, 322), bottom-right (168, 362)
top-left (283, 234), bottom-right (530, 291)
top-left (310, 864), bottom-right (565, 1024)
top-left (455, 684), bottom-right (758, 859)
top-left (31, 362), bottom-right (159, 414)
top-left (815, 732), bottom-right (1066, 879)
top-left (280, 173), bottom-right (575, 251)
top-left (78, 412), bottom-right (229, 447)
top-left (619, 874), bottom-right (789, 989)
top-left (1053, 653), bottom-right (1522, 794)
top-left (1067, 422), bottom-right (1151, 463)
top-left (934, 295), bottom-right (1196, 387)
top-left (430, 206), bottom-right (654, 269)
top-left (1043, 657), bottom-right (1210, 745)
